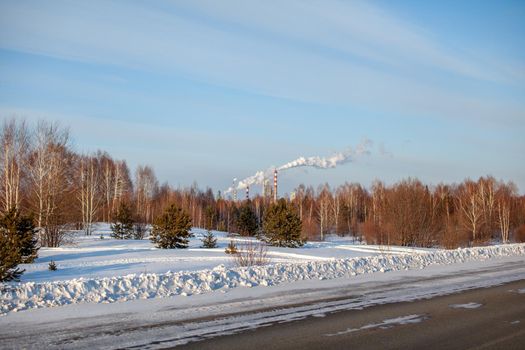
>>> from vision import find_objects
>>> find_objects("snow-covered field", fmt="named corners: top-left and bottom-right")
top-left (17, 223), bottom-right (427, 283)
top-left (2, 223), bottom-right (524, 317)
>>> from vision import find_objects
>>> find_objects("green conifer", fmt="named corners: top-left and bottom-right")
top-left (201, 230), bottom-right (218, 248)
top-left (237, 202), bottom-right (258, 236)
top-left (110, 202), bottom-right (134, 239)
top-left (0, 208), bottom-right (38, 282)
top-left (150, 204), bottom-right (193, 248)
top-left (263, 199), bottom-right (304, 248)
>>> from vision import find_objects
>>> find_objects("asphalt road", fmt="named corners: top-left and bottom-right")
top-left (179, 279), bottom-right (525, 350)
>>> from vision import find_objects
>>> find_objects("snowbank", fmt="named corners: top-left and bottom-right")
top-left (2, 244), bottom-right (524, 315)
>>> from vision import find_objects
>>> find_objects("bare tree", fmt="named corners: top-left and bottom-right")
top-left (135, 165), bottom-right (158, 223)
top-left (331, 187), bottom-right (342, 235)
top-left (27, 121), bottom-right (73, 247)
top-left (77, 154), bottom-right (102, 235)
top-left (0, 118), bottom-right (29, 212)
top-left (477, 176), bottom-right (496, 239)
top-left (496, 182), bottom-right (515, 243)
top-left (317, 184), bottom-right (332, 240)
top-left (456, 180), bottom-right (483, 243)
top-left (112, 160), bottom-right (132, 213)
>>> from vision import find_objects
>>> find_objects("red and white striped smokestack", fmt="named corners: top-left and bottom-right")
top-left (273, 169), bottom-right (278, 202)
top-left (246, 185), bottom-right (249, 200)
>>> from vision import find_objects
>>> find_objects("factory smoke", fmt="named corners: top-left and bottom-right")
top-left (224, 139), bottom-right (373, 195)
top-left (278, 139), bottom-right (371, 171)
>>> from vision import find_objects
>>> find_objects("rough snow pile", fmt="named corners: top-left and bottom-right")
top-left (1, 244), bottom-right (524, 315)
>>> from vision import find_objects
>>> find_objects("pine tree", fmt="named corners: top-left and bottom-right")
top-left (263, 199), bottom-right (304, 247)
top-left (201, 230), bottom-right (218, 248)
top-left (48, 260), bottom-right (57, 271)
top-left (0, 208), bottom-right (38, 282)
top-left (0, 235), bottom-right (23, 282)
top-left (237, 202), bottom-right (258, 236)
top-left (150, 204), bottom-right (193, 249)
top-left (110, 202), bottom-right (134, 239)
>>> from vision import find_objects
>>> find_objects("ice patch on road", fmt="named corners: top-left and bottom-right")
top-left (510, 320), bottom-right (521, 325)
top-left (518, 288), bottom-right (525, 294)
top-left (326, 314), bottom-right (427, 336)
top-left (1, 244), bottom-right (524, 315)
top-left (449, 302), bottom-right (482, 309)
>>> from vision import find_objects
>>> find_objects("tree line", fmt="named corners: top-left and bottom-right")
top-left (2, 118), bottom-right (525, 249)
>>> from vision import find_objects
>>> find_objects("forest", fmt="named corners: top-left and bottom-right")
top-left (2, 118), bottom-right (525, 248)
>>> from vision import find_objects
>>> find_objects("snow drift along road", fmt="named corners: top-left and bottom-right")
top-left (1, 244), bottom-right (524, 315)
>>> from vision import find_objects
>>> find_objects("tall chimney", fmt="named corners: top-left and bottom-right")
top-left (273, 169), bottom-right (278, 202)
top-left (232, 178), bottom-right (237, 201)
top-left (246, 185), bottom-right (250, 200)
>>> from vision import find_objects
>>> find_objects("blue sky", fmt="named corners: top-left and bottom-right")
top-left (1, 0), bottom-right (524, 194)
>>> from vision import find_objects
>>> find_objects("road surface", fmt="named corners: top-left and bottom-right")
top-left (179, 280), bottom-right (525, 350)
top-left (1, 256), bottom-right (524, 349)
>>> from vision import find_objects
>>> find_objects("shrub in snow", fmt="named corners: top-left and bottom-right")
top-left (48, 261), bottom-right (57, 271)
top-left (201, 230), bottom-right (218, 248)
top-left (234, 241), bottom-right (269, 267)
top-left (225, 240), bottom-right (238, 254)
top-left (263, 199), bottom-right (304, 248)
top-left (111, 202), bottom-right (134, 239)
top-left (150, 204), bottom-right (193, 249)
top-left (0, 208), bottom-right (38, 282)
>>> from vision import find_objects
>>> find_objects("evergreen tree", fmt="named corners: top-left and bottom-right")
top-left (263, 199), bottom-right (304, 247)
top-left (201, 230), bottom-right (218, 248)
top-left (48, 260), bottom-right (57, 271)
top-left (110, 202), bottom-right (134, 239)
top-left (150, 204), bottom-right (193, 248)
top-left (237, 202), bottom-right (258, 236)
top-left (0, 235), bottom-right (23, 282)
top-left (0, 208), bottom-right (38, 282)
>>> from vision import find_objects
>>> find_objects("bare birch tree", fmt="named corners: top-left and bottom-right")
top-left (27, 121), bottom-right (72, 246)
top-left (77, 154), bottom-right (102, 235)
top-left (456, 180), bottom-right (483, 243)
top-left (0, 118), bottom-right (29, 212)
top-left (135, 165), bottom-right (158, 223)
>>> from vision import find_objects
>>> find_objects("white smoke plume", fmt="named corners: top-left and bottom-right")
top-left (225, 139), bottom-right (373, 194)
top-left (278, 139), bottom-right (372, 171)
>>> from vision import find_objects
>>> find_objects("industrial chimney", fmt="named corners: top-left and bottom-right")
top-left (273, 169), bottom-right (278, 202)
top-left (232, 178), bottom-right (237, 201)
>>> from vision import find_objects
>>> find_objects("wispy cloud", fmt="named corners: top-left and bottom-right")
top-left (1, 0), bottom-right (523, 128)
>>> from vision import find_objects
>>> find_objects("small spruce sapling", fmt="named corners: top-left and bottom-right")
top-left (110, 202), bottom-right (134, 239)
top-left (48, 261), bottom-right (57, 271)
top-left (201, 230), bottom-right (218, 248)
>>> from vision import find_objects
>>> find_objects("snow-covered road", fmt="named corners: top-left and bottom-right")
top-left (1, 253), bottom-right (524, 349)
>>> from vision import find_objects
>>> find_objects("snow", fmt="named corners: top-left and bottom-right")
top-left (19, 225), bottom-right (387, 283)
top-left (1, 223), bottom-right (524, 316)
top-left (2, 254), bottom-right (525, 349)
top-left (449, 302), bottom-right (482, 309)
top-left (325, 314), bottom-right (427, 336)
